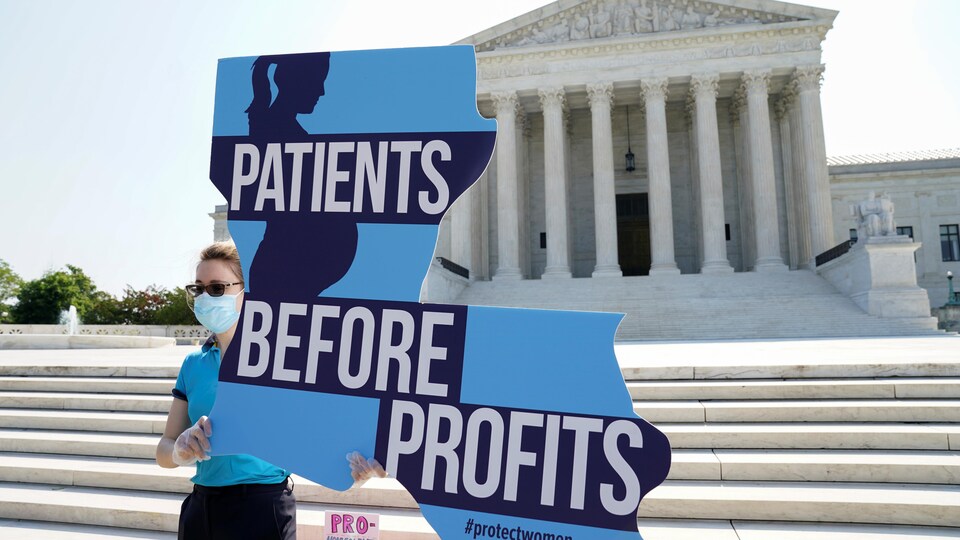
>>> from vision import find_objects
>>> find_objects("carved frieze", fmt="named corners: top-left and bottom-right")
top-left (477, 0), bottom-right (801, 52)
top-left (476, 28), bottom-right (825, 81)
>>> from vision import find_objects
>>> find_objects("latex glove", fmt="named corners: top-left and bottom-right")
top-left (347, 451), bottom-right (386, 483)
top-left (173, 416), bottom-right (213, 466)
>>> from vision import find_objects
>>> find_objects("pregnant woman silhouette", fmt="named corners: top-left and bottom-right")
top-left (243, 53), bottom-right (359, 299)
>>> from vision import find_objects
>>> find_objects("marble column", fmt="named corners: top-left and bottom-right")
top-left (731, 89), bottom-right (755, 271)
top-left (775, 93), bottom-right (800, 270)
top-left (492, 91), bottom-right (522, 280)
top-left (742, 70), bottom-right (787, 271)
top-left (538, 87), bottom-right (572, 278)
top-left (793, 65), bottom-right (835, 261)
top-left (787, 90), bottom-right (813, 269)
top-left (640, 77), bottom-right (680, 275)
top-left (690, 74), bottom-right (733, 273)
top-left (587, 82), bottom-right (622, 277)
top-left (450, 184), bottom-right (474, 277)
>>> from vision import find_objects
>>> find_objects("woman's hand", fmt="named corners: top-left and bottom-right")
top-left (347, 451), bottom-right (386, 484)
top-left (173, 416), bottom-right (213, 466)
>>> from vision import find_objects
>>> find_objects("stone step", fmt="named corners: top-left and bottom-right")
top-left (0, 409), bottom-right (166, 434)
top-left (2, 478), bottom-right (956, 531)
top-left (616, 343), bottom-right (960, 381)
top-left (640, 480), bottom-right (960, 528)
top-left (0, 364), bottom-right (178, 379)
top-left (4, 518), bottom-right (959, 540)
top-left (454, 271), bottom-right (848, 298)
top-left (2, 446), bottom-right (956, 495)
top-left (8, 393), bottom-right (952, 426)
top-left (0, 429), bottom-right (159, 459)
top-left (658, 423), bottom-right (960, 451)
top-left (710, 449), bottom-right (960, 484)
top-left (5, 394), bottom-right (950, 425)
top-left (728, 521), bottom-right (960, 540)
top-left (0, 519), bottom-right (175, 539)
top-left (0, 482), bottom-right (436, 537)
top-left (455, 271), bottom-right (946, 340)
top-left (696, 399), bottom-right (960, 423)
top-left (0, 423), bottom-right (954, 461)
top-left (636, 399), bottom-right (960, 424)
top-left (0, 392), bottom-right (171, 413)
top-left (628, 378), bottom-right (960, 400)
top-left (0, 376), bottom-right (174, 395)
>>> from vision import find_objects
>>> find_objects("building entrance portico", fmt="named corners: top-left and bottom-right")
top-left (437, 0), bottom-right (839, 282)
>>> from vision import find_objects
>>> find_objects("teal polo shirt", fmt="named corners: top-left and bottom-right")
top-left (172, 337), bottom-right (288, 486)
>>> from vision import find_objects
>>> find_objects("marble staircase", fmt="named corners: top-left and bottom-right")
top-left (0, 340), bottom-right (958, 539)
top-left (452, 270), bottom-right (942, 340)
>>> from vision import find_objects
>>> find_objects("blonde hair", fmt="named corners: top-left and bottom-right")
top-left (198, 242), bottom-right (244, 282)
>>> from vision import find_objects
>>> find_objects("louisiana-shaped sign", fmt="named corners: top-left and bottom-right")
top-left (206, 45), bottom-right (671, 539)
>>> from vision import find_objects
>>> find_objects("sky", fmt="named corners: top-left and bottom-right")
top-left (0, 0), bottom-right (957, 297)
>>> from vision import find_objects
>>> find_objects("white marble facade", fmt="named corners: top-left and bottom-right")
top-left (828, 151), bottom-right (960, 308)
top-left (436, 0), bottom-right (839, 281)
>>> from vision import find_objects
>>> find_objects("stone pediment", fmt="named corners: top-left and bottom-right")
top-left (459, 0), bottom-right (838, 52)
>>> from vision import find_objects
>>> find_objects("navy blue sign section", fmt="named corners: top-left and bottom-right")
top-left (204, 45), bottom-right (672, 540)
top-left (217, 297), bottom-right (467, 405)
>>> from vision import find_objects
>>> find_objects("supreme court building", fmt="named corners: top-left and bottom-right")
top-left (434, 0), bottom-right (839, 282)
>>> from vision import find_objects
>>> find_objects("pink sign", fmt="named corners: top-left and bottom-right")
top-left (325, 511), bottom-right (380, 540)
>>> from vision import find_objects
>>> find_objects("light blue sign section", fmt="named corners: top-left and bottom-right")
top-left (213, 45), bottom-right (496, 136)
top-left (226, 220), bottom-right (267, 293)
top-left (208, 381), bottom-right (380, 492)
top-left (419, 504), bottom-right (642, 540)
top-left (321, 223), bottom-right (437, 302)
top-left (212, 56), bottom-right (256, 137)
top-left (461, 306), bottom-right (633, 418)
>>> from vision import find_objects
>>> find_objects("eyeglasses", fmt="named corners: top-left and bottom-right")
top-left (185, 282), bottom-right (244, 297)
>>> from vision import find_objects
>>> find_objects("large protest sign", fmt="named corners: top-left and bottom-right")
top-left (206, 45), bottom-right (671, 539)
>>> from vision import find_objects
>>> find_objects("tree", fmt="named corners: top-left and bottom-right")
top-left (83, 291), bottom-right (122, 325)
top-left (0, 260), bottom-right (22, 323)
top-left (115, 285), bottom-right (168, 325)
top-left (93, 285), bottom-right (196, 326)
top-left (154, 287), bottom-right (198, 326)
top-left (11, 265), bottom-right (98, 324)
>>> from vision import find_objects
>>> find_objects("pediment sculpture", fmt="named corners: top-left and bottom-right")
top-left (481, 0), bottom-right (800, 51)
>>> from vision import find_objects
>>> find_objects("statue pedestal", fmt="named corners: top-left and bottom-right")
top-left (817, 236), bottom-right (933, 319)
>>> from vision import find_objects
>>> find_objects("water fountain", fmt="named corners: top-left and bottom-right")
top-left (60, 305), bottom-right (79, 336)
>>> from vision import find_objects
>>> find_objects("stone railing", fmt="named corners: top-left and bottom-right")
top-left (0, 324), bottom-right (210, 344)
top-left (816, 236), bottom-right (933, 321)
top-left (420, 258), bottom-right (470, 303)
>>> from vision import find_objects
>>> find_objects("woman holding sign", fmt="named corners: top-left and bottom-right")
top-left (156, 242), bottom-right (383, 539)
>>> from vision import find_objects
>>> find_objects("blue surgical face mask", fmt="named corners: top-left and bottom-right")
top-left (192, 292), bottom-right (241, 334)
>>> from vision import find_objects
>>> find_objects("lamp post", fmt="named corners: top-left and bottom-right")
top-left (625, 105), bottom-right (635, 172)
top-left (948, 271), bottom-right (960, 306)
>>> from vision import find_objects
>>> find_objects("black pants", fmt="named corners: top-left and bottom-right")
top-left (178, 477), bottom-right (296, 540)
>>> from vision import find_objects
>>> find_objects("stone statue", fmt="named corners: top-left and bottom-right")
top-left (680, 6), bottom-right (702, 30)
top-left (613, 0), bottom-right (635, 35)
top-left (515, 21), bottom-right (562, 47)
top-left (634, 0), bottom-right (655, 33)
top-left (545, 18), bottom-right (571, 42)
top-left (590, 6), bottom-right (613, 38)
top-left (659, 6), bottom-right (677, 31)
top-left (851, 191), bottom-right (897, 240)
top-left (704, 10), bottom-right (720, 27)
top-left (571, 12), bottom-right (591, 40)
